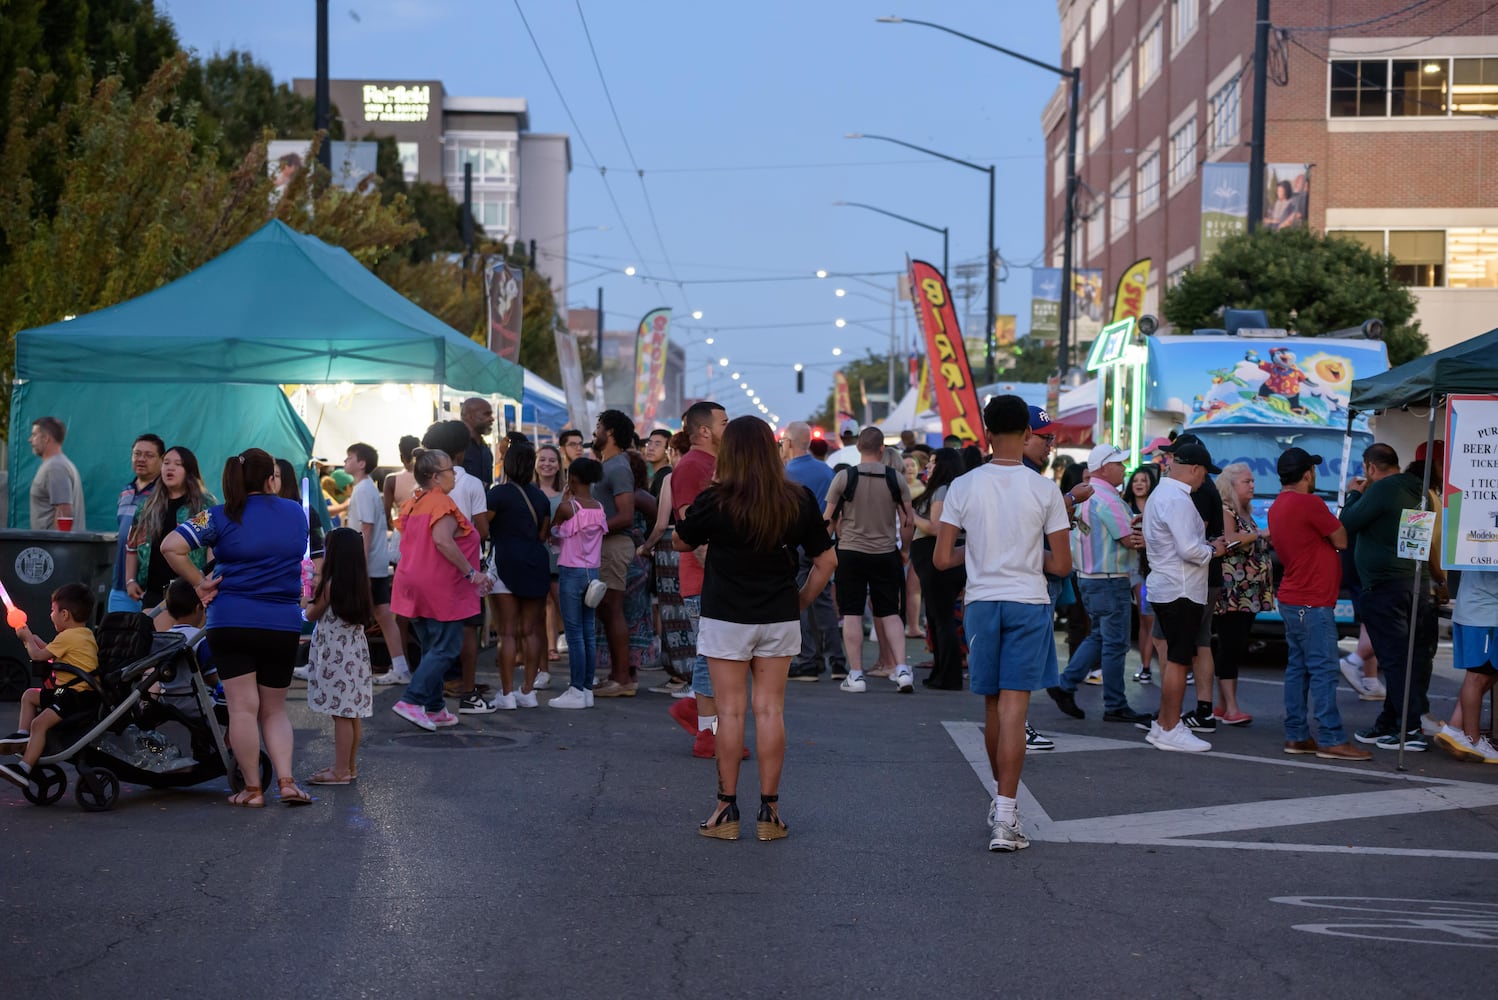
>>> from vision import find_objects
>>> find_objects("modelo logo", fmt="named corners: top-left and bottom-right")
top-left (15, 547), bottom-right (54, 585)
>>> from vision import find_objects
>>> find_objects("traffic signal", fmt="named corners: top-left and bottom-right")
top-left (796, 369), bottom-right (804, 393)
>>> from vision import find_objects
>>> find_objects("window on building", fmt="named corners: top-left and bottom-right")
top-left (444, 138), bottom-right (514, 184)
top-left (1173, 0), bottom-right (1199, 49)
top-left (1391, 59), bottom-right (1448, 116)
top-left (1071, 30), bottom-right (1086, 71)
top-left (1052, 144), bottom-right (1066, 200)
top-left (1090, 0), bottom-right (1108, 46)
top-left (1089, 92), bottom-right (1107, 150)
top-left (473, 194), bottom-right (513, 232)
top-left (1138, 152), bottom-right (1160, 212)
top-left (1113, 58), bottom-right (1133, 121)
top-left (1446, 227), bottom-right (1498, 288)
top-left (1111, 178), bottom-right (1131, 239)
top-left (1329, 60), bottom-right (1389, 117)
top-left (1452, 58), bottom-right (1498, 114)
top-left (1168, 118), bottom-right (1197, 188)
top-left (1335, 230), bottom-right (1386, 256)
top-left (397, 142), bottom-right (419, 182)
top-left (1087, 207), bottom-right (1106, 259)
top-left (1167, 265), bottom-right (1192, 289)
top-left (1389, 230), bottom-right (1445, 286)
top-left (1139, 20), bottom-right (1164, 91)
top-left (1208, 74), bottom-right (1240, 152)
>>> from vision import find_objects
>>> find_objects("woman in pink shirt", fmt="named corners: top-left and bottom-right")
top-left (549, 458), bottom-right (608, 709)
top-left (389, 449), bottom-right (492, 731)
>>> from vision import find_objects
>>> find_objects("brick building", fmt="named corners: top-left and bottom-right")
top-left (1043, 0), bottom-right (1498, 354)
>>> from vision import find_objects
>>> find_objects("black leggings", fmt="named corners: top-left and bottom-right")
top-left (910, 537), bottom-right (966, 689)
top-left (1214, 611), bottom-right (1256, 681)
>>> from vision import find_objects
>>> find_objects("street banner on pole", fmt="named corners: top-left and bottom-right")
top-left (553, 327), bottom-right (590, 432)
top-left (1030, 268), bottom-right (1061, 339)
top-left (1110, 259), bottom-right (1151, 323)
top-left (1071, 268), bottom-right (1106, 345)
top-left (633, 308), bottom-right (671, 428)
top-left (1442, 394), bottom-right (1498, 569)
top-left (833, 372), bottom-right (853, 421)
top-left (909, 259), bottom-right (985, 447)
top-left (1203, 163), bottom-right (1312, 259)
top-left (485, 262), bottom-right (524, 361)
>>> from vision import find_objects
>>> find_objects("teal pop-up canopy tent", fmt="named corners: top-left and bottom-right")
top-left (9, 220), bottom-right (524, 527)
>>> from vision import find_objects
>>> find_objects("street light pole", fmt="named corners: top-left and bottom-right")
top-left (845, 133), bottom-right (994, 381)
top-left (876, 16), bottom-right (1081, 379)
top-left (833, 201), bottom-right (948, 278)
top-left (314, 0), bottom-right (331, 171)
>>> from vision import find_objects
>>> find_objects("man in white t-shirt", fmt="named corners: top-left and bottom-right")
top-left (936, 395), bottom-right (1072, 853)
top-left (344, 443), bottom-right (410, 683)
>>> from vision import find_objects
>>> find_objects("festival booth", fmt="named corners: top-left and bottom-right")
top-left (8, 220), bottom-right (523, 529)
top-left (1347, 325), bottom-right (1498, 760)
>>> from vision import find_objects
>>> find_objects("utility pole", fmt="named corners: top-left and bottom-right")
top-left (314, 0), bottom-right (331, 170)
top-left (1247, 0), bottom-right (1271, 233)
top-left (596, 286), bottom-right (605, 377)
top-left (460, 162), bottom-right (472, 291)
top-left (1058, 68), bottom-right (1080, 381)
top-left (953, 262), bottom-right (983, 350)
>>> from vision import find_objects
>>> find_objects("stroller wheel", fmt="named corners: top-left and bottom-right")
top-left (227, 751), bottom-right (274, 794)
top-left (22, 764), bottom-right (67, 806)
top-left (75, 766), bottom-right (121, 812)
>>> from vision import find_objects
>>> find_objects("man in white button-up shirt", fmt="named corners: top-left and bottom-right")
top-left (1142, 442), bottom-right (1228, 753)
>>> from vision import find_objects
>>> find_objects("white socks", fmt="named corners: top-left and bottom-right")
top-left (698, 715), bottom-right (716, 733)
top-left (993, 795), bottom-right (1017, 825)
top-left (390, 655), bottom-right (409, 673)
top-left (1345, 651), bottom-right (1364, 668)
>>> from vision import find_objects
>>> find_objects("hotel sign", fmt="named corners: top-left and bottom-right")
top-left (362, 84), bottom-right (431, 123)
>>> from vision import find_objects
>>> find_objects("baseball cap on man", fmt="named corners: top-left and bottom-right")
top-left (839, 417), bottom-right (859, 439)
top-left (1276, 447), bottom-right (1323, 482)
top-left (1087, 443), bottom-right (1131, 469)
top-left (1028, 406), bottom-right (1053, 433)
top-left (1160, 433), bottom-right (1202, 453)
top-left (1170, 442), bottom-right (1221, 475)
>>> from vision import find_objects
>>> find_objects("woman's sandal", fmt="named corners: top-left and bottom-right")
top-left (698, 793), bottom-right (739, 840)
top-left (278, 777), bottom-right (313, 806)
top-left (228, 785), bottom-right (264, 808)
top-left (757, 794), bottom-right (788, 841)
top-left (306, 767), bottom-right (353, 786)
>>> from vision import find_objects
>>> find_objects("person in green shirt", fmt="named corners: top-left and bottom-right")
top-left (1341, 443), bottom-right (1432, 749)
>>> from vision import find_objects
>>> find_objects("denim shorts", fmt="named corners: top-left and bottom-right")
top-left (963, 600), bottom-right (1055, 695)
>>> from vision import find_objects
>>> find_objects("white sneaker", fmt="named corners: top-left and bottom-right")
top-left (1473, 736), bottom-right (1498, 764)
top-left (533, 671), bottom-right (552, 690)
top-left (374, 669), bottom-right (411, 687)
top-left (840, 675), bottom-right (867, 693)
top-left (988, 817), bottom-right (1030, 852)
top-left (1084, 668), bottom-right (1103, 686)
top-left (513, 690), bottom-right (539, 709)
top-left (1147, 721), bottom-right (1212, 753)
top-left (1435, 724), bottom-right (1477, 760)
top-left (893, 667), bottom-right (914, 694)
top-left (557, 634), bottom-right (569, 653)
top-left (292, 664), bottom-right (312, 681)
top-left (1339, 657), bottom-right (1365, 694)
top-left (1420, 713), bottom-right (1442, 736)
top-left (1365, 676), bottom-right (1387, 698)
top-left (549, 686), bottom-right (590, 709)
top-left (585, 687), bottom-right (595, 707)
top-left (487, 692), bottom-right (517, 711)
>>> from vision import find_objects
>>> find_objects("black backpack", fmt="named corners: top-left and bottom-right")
top-left (830, 465), bottom-right (904, 524)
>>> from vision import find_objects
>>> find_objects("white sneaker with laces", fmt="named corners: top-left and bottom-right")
top-left (513, 690), bottom-right (539, 709)
top-left (1025, 724), bottom-right (1056, 752)
top-left (839, 675), bottom-right (867, 693)
top-left (549, 686), bottom-right (590, 709)
top-left (1435, 724), bottom-right (1476, 760)
top-left (1148, 721), bottom-right (1211, 753)
top-left (487, 692), bottom-right (518, 711)
top-left (1421, 713), bottom-right (1442, 736)
top-left (556, 634), bottom-right (568, 653)
top-left (585, 687), bottom-right (595, 707)
top-left (534, 671), bottom-right (552, 690)
top-left (1338, 657), bottom-right (1364, 693)
top-left (893, 666), bottom-right (914, 694)
top-left (988, 817), bottom-right (1030, 852)
top-left (1473, 736), bottom-right (1498, 764)
top-left (374, 670), bottom-right (411, 687)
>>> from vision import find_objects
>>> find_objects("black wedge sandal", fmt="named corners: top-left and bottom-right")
top-left (756, 794), bottom-right (788, 841)
top-left (698, 793), bottom-right (740, 840)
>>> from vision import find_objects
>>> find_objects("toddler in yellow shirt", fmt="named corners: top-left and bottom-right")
top-left (0, 583), bottom-right (99, 789)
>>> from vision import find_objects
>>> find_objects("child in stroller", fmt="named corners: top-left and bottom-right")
top-left (0, 584), bottom-right (100, 785)
top-left (151, 579), bottom-right (220, 713)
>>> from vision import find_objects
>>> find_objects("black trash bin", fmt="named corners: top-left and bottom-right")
top-left (0, 529), bottom-right (118, 700)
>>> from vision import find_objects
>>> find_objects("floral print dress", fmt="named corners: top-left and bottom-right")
top-left (306, 611), bottom-right (373, 719)
top-left (1219, 508), bottom-right (1274, 614)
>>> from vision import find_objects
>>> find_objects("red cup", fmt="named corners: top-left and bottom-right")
top-left (57, 516), bottom-right (73, 532)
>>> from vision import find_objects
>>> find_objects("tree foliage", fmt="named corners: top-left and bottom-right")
top-left (1162, 227), bottom-right (1428, 366)
top-left (806, 351), bottom-right (897, 428)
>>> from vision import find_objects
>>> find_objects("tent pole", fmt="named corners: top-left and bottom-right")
top-left (1336, 408), bottom-right (1356, 513)
top-left (1394, 393), bottom-right (1439, 771)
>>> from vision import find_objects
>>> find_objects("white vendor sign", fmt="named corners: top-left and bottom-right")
top-left (1442, 394), bottom-right (1498, 569)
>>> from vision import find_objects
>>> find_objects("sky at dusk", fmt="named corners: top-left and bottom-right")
top-left (162, 0), bottom-right (1064, 424)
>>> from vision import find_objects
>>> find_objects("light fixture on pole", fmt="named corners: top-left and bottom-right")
top-left (873, 17), bottom-right (1081, 381)
top-left (833, 200), bottom-right (948, 279)
top-left (846, 131), bottom-right (995, 383)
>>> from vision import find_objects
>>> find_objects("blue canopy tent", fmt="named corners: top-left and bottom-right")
top-left (512, 369), bottom-right (570, 434)
top-left (9, 220), bottom-right (523, 527)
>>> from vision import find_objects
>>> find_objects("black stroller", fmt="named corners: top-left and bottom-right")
top-left (18, 612), bottom-right (269, 811)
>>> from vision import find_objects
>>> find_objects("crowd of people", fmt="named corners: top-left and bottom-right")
top-left (3, 401), bottom-right (1493, 851)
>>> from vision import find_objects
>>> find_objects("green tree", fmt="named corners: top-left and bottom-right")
top-left (1005, 337), bottom-right (1059, 382)
top-left (1162, 227), bottom-right (1427, 366)
top-left (180, 49), bottom-right (333, 167)
top-left (807, 351), bottom-right (897, 428)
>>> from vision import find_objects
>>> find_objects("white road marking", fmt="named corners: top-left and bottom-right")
top-left (942, 721), bottom-right (1498, 860)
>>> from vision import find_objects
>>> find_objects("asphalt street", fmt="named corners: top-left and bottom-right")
top-left (2, 636), bottom-right (1495, 999)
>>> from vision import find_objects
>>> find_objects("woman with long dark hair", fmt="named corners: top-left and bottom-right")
top-left (161, 448), bottom-right (312, 807)
top-left (674, 416), bottom-right (836, 841)
top-left (1126, 464), bottom-right (1160, 683)
top-left (126, 445), bottom-right (215, 609)
top-left (536, 443), bottom-right (566, 669)
top-left (485, 442), bottom-right (552, 708)
top-left (909, 448), bottom-right (968, 690)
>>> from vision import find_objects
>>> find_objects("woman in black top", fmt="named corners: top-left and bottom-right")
top-left (908, 448), bottom-right (967, 690)
top-left (487, 441), bottom-right (552, 707)
top-left (674, 416), bottom-right (836, 841)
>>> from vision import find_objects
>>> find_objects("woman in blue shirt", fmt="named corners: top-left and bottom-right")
top-left (162, 448), bottom-right (312, 807)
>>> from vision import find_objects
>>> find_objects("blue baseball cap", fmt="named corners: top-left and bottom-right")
top-left (1028, 405), bottom-right (1053, 433)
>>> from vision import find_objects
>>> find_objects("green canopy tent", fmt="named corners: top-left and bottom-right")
top-left (8, 220), bottom-right (523, 528)
top-left (1344, 326), bottom-right (1498, 767)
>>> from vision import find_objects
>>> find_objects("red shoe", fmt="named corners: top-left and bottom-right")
top-left (691, 729), bottom-right (751, 760)
top-left (1214, 707), bottom-right (1253, 726)
top-left (668, 696), bottom-right (698, 735)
